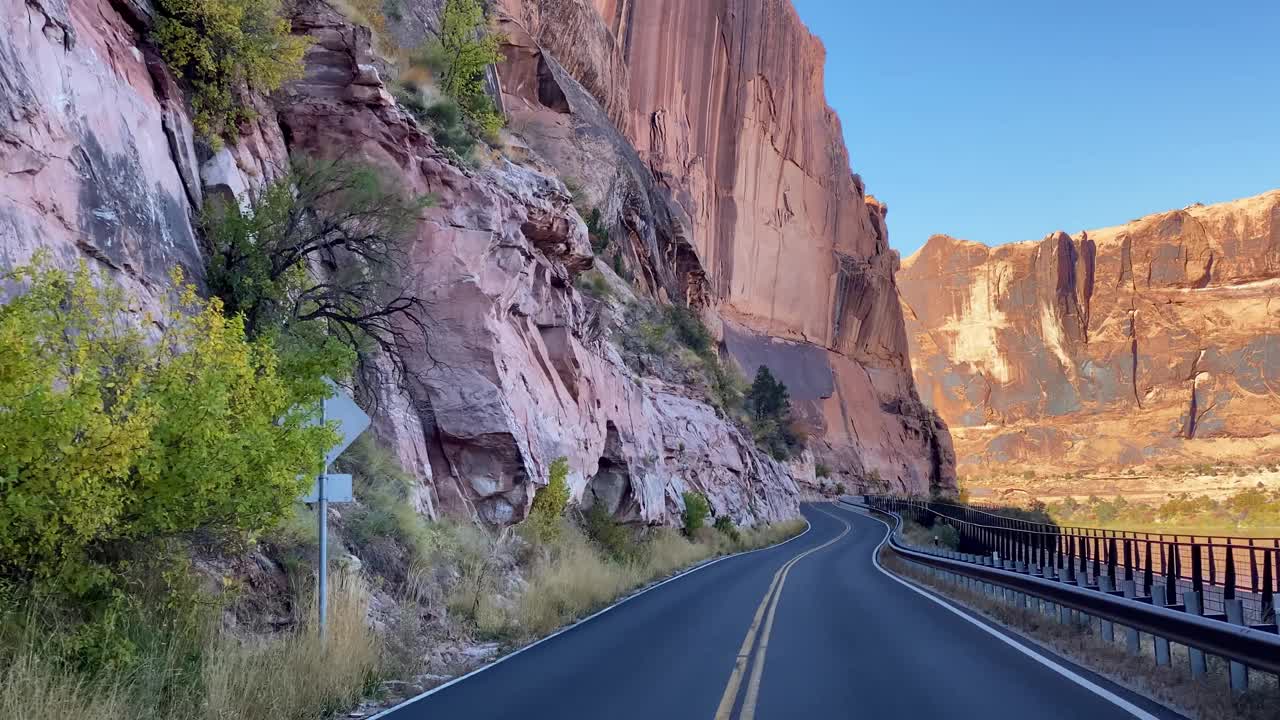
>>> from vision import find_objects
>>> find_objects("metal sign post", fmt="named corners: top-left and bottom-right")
top-left (304, 379), bottom-right (370, 637)
top-left (317, 399), bottom-right (328, 634)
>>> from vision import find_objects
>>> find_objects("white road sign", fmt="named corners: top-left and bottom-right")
top-left (303, 474), bottom-right (353, 503)
top-left (320, 378), bottom-right (371, 466)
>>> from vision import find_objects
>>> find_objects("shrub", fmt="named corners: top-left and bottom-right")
top-left (528, 458), bottom-right (571, 543)
top-left (682, 492), bottom-right (710, 534)
top-left (423, 97), bottom-right (479, 158)
top-left (585, 208), bottom-right (609, 252)
top-left (931, 522), bottom-right (960, 550)
top-left (335, 436), bottom-right (451, 571)
top-left (152, 0), bottom-right (310, 146)
top-left (581, 503), bottom-right (636, 562)
top-left (665, 306), bottom-right (713, 355)
top-left (713, 516), bottom-right (741, 543)
top-left (704, 354), bottom-right (747, 413)
top-left (612, 251), bottom-right (628, 280)
top-left (815, 463), bottom-right (832, 478)
top-left (575, 270), bottom-right (612, 301)
top-left (0, 258), bottom-right (336, 592)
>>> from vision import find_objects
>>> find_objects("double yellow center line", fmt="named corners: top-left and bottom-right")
top-left (714, 506), bottom-right (851, 720)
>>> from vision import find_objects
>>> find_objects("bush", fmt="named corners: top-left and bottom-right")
top-left (815, 463), bottom-right (832, 478)
top-left (581, 503), bottom-right (636, 562)
top-left (575, 270), bottom-right (612, 301)
top-left (665, 306), bottom-right (712, 355)
top-left (511, 515), bottom-right (805, 640)
top-left (931, 522), bottom-right (960, 550)
top-left (0, 258), bottom-right (336, 592)
top-left (713, 516), bottom-right (741, 543)
top-left (682, 492), bottom-right (710, 534)
top-left (528, 458), bottom-right (571, 543)
top-left (616, 302), bottom-right (744, 412)
top-left (585, 208), bottom-right (609, 253)
top-left (424, 98), bottom-right (479, 158)
top-left (152, 0), bottom-right (310, 146)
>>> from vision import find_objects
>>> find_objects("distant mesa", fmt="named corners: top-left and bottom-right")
top-left (898, 189), bottom-right (1280, 474)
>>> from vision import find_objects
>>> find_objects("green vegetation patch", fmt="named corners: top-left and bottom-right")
top-left (0, 257), bottom-right (335, 595)
top-left (153, 0), bottom-right (310, 146)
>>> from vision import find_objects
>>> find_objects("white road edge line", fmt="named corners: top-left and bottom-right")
top-left (842, 504), bottom-right (1163, 720)
top-left (366, 515), bottom-right (815, 720)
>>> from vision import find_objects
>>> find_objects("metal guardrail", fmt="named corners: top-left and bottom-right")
top-left (866, 495), bottom-right (1280, 624)
top-left (844, 498), bottom-right (1280, 683)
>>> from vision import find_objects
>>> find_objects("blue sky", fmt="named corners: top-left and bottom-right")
top-left (790, 0), bottom-right (1280, 256)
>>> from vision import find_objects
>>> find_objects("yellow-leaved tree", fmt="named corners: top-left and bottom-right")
top-left (0, 257), bottom-right (337, 594)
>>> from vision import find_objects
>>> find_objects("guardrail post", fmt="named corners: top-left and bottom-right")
top-left (1152, 584), bottom-right (1171, 666)
top-left (1121, 580), bottom-right (1140, 656)
top-left (1225, 598), bottom-right (1248, 692)
top-left (1184, 591), bottom-right (1208, 678)
top-left (1099, 576), bottom-right (1115, 642)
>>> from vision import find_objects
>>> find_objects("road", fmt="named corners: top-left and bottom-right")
top-left (376, 502), bottom-right (1177, 720)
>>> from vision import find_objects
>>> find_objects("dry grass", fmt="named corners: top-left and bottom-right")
top-left (3, 508), bottom-right (804, 720)
top-left (882, 550), bottom-right (1280, 720)
top-left (466, 516), bottom-right (807, 641)
top-left (0, 574), bottom-right (380, 720)
top-left (203, 574), bottom-right (380, 720)
top-left (0, 653), bottom-right (132, 720)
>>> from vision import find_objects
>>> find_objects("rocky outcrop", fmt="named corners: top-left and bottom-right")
top-left (899, 191), bottom-right (1280, 472)
top-left (491, 0), bottom-right (955, 495)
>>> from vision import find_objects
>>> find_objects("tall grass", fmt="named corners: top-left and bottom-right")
top-left (203, 575), bottom-right (379, 720)
top-left (0, 574), bottom-right (380, 720)
top-left (503, 516), bottom-right (807, 639)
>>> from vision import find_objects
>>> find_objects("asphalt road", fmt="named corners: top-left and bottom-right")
top-left (377, 502), bottom-right (1177, 720)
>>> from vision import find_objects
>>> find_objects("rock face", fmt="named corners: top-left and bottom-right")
top-left (1, 0), bottom-right (952, 527)
top-left (0, 0), bottom-right (203, 307)
top-left (899, 191), bottom-right (1280, 472)
top-left (492, 0), bottom-right (955, 496)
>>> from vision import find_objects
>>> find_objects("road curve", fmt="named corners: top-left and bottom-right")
top-left (376, 503), bottom-right (1176, 720)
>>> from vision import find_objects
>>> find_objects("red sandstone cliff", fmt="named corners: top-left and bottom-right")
top-left (493, 0), bottom-right (955, 496)
top-left (899, 191), bottom-right (1280, 473)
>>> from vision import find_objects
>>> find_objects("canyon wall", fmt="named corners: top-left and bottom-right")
top-left (899, 191), bottom-right (1280, 473)
top-left (493, 0), bottom-right (955, 496)
top-left (2, 0), bottom-right (953, 532)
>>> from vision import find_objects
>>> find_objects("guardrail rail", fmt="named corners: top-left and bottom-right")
top-left (846, 496), bottom-right (1280, 692)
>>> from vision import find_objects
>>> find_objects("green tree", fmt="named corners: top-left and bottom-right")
top-left (682, 491), bottom-right (710, 534)
top-left (418, 0), bottom-right (503, 133)
top-left (743, 366), bottom-right (802, 460)
top-left (153, 0), bottom-right (310, 145)
top-left (746, 366), bottom-right (789, 421)
top-left (202, 155), bottom-right (431, 387)
top-left (528, 457), bottom-right (570, 543)
top-left (0, 258), bottom-right (336, 592)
